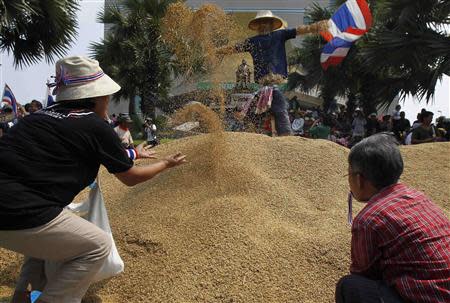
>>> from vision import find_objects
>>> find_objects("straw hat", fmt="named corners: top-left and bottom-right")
top-left (54, 56), bottom-right (121, 102)
top-left (248, 10), bottom-right (285, 31)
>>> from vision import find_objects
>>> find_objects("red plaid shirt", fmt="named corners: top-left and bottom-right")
top-left (351, 183), bottom-right (450, 302)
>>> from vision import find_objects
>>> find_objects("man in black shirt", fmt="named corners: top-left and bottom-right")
top-left (412, 111), bottom-right (435, 144)
top-left (394, 111), bottom-right (411, 143)
top-left (366, 113), bottom-right (380, 137)
top-left (0, 56), bottom-right (186, 303)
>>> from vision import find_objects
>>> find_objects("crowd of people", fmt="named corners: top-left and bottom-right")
top-left (287, 104), bottom-right (450, 147)
top-left (0, 100), bottom-right (43, 138)
top-left (224, 102), bottom-right (450, 148)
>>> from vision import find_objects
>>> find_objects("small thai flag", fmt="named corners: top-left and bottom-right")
top-left (1, 84), bottom-right (18, 116)
top-left (320, 0), bottom-right (372, 70)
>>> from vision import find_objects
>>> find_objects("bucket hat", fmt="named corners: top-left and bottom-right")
top-left (53, 56), bottom-right (121, 102)
top-left (248, 10), bottom-right (285, 31)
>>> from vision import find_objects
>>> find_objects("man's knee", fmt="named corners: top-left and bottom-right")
top-left (85, 230), bottom-right (112, 262)
top-left (336, 274), bottom-right (354, 296)
top-left (95, 231), bottom-right (112, 260)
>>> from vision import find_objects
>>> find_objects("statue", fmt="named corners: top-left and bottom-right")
top-left (235, 59), bottom-right (251, 90)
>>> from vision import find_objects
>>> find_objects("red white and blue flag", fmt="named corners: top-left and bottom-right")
top-left (320, 0), bottom-right (372, 70)
top-left (2, 84), bottom-right (18, 116)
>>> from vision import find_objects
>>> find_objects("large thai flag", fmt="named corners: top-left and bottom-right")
top-left (320, 0), bottom-right (372, 70)
top-left (2, 84), bottom-right (18, 116)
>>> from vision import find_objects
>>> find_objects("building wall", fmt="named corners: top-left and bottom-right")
top-left (187, 0), bottom-right (334, 33)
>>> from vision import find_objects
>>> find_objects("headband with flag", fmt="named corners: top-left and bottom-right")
top-left (320, 0), bottom-right (372, 70)
top-left (51, 65), bottom-right (105, 95)
top-left (2, 84), bottom-right (18, 116)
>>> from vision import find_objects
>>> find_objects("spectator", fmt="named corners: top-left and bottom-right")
top-left (379, 115), bottom-right (392, 132)
top-left (29, 100), bottom-right (43, 113)
top-left (365, 113), bottom-right (380, 137)
top-left (351, 108), bottom-right (366, 141)
top-left (303, 111), bottom-right (314, 136)
top-left (144, 118), bottom-right (159, 147)
top-left (336, 112), bottom-right (352, 138)
top-left (110, 114), bottom-right (118, 127)
top-left (0, 106), bottom-right (14, 137)
top-left (435, 116), bottom-right (446, 129)
top-left (394, 111), bottom-right (411, 143)
top-left (337, 133), bottom-right (450, 303)
top-left (114, 114), bottom-right (134, 148)
top-left (291, 111), bottom-right (305, 136)
top-left (411, 111), bottom-right (436, 145)
top-left (443, 118), bottom-right (450, 141)
top-left (24, 103), bottom-right (31, 114)
top-left (392, 104), bottom-right (401, 122)
top-left (412, 113), bottom-right (422, 128)
top-left (309, 115), bottom-right (331, 139)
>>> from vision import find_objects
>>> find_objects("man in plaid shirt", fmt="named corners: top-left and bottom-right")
top-left (336, 133), bottom-right (450, 303)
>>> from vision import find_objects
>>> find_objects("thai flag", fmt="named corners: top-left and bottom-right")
top-left (320, 0), bottom-right (372, 70)
top-left (2, 84), bottom-right (18, 116)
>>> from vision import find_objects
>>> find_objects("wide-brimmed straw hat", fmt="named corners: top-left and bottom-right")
top-left (248, 10), bottom-right (285, 31)
top-left (54, 56), bottom-right (121, 102)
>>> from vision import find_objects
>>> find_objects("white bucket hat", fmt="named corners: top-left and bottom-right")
top-left (53, 56), bottom-right (121, 102)
top-left (248, 10), bottom-right (285, 31)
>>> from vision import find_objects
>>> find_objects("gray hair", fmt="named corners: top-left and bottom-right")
top-left (349, 133), bottom-right (403, 189)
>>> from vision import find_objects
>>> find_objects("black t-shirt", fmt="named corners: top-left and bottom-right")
top-left (412, 125), bottom-right (434, 142)
top-left (397, 118), bottom-right (411, 132)
top-left (236, 29), bottom-right (297, 82)
top-left (0, 105), bottom-right (133, 230)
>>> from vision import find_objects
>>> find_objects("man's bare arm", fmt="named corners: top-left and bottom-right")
top-left (216, 45), bottom-right (238, 55)
top-left (296, 20), bottom-right (329, 36)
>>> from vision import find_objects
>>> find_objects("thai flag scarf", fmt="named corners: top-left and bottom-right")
top-left (320, 0), bottom-right (372, 70)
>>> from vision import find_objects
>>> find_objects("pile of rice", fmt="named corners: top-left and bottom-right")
top-left (0, 133), bottom-right (448, 303)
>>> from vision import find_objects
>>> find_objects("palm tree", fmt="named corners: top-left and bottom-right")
top-left (360, 0), bottom-right (450, 101)
top-left (288, 1), bottom-right (418, 114)
top-left (287, 4), bottom-right (362, 112)
top-left (0, 0), bottom-right (79, 67)
top-left (90, 0), bottom-right (177, 117)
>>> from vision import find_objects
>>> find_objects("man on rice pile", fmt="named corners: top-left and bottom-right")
top-left (219, 11), bottom-right (327, 136)
top-left (339, 133), bottom-right (450, 303)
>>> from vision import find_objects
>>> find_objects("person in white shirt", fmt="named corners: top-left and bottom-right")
top-left (144, 118), bottom-right (158, 147)
top-left (291, 111), bottom-right (305, 136)
top-left (351, 108), bottom-right (367, 139)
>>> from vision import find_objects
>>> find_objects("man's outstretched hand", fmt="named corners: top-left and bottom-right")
top-left (163, 153), bottom-right (187, 168)
top-left (136, 142), bottom-right (158, 159)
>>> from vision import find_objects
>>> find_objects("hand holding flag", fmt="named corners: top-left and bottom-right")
top-left (295, 0), bottom-right (372, 70)
top-left (320, 0), bottom-right (372, 70)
